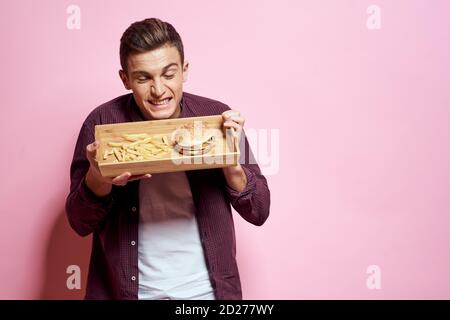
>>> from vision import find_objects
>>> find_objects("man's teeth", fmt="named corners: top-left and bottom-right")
top-left (150, 98), bottom-right (170, 105)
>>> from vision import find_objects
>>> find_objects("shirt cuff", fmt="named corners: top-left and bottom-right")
top-left (225, 165), bottom-right (256, 200)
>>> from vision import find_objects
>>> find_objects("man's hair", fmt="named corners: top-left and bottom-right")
top-left (120, 18), bottom-right (184, 71)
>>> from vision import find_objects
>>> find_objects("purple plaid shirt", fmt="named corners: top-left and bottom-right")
top-left (65, 92), bottom-right (270, 299)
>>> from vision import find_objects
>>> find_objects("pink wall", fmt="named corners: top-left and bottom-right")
top-left (0, 0), bottom-right (449, 299)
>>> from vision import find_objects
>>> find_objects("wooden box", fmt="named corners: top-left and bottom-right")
top-left (95, 115), bottom-right (240, 177)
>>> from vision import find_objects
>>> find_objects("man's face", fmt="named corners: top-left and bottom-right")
top-left (119, 44), bottom-right (188, 120)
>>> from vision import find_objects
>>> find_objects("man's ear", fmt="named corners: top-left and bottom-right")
top-left (119, 70), bottom-right (131, 90)
top-left (182, 61), bottom-right (189, 83)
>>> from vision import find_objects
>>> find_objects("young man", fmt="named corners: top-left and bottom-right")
top-left (65, 18), bottom-right (270, 300)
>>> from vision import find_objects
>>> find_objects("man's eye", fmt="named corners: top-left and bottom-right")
top-left (137, 77), bottom-right (148, 83)
top-left (164, 74), bottom-right (175, 79)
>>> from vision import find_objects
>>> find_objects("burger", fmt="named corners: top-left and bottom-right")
top-left (171, 122), bottom-right (216, 156)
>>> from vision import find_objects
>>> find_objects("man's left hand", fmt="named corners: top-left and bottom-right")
top-left (221, 110), bottom-right (247, 193)
top-left (222, 110), bottom-right (245, 141)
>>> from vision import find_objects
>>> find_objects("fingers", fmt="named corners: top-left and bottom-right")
top-left (111, 172), bottom-right (152, 186)
top-left (112, 172), bottom-right (132, 186)
top-left (128, 174), bottom-right (152, 182)
top-left (224, 115), bottom-right (245, 126)
top-left (223, 120), bottom-right (241, 132)
top-left (222, 110), bottom-right (240, 119)
top-left (222, 110), bottom-right (245, 138)
top-left (223, 119), bottom-right (243, 138)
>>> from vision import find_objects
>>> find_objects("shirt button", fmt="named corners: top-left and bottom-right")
top-left (131, 276), bottom-right (136, 281)
top-left (131, 241), bottom-right (136, 246)
top-left (131, 206), bottom-right (137, 212)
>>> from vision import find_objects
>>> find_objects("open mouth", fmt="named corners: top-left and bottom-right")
top-left (148, 97), bottom-right (173, 108)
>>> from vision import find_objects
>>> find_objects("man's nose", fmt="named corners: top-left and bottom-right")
top-left (151, 80), bottom-right (165, 97)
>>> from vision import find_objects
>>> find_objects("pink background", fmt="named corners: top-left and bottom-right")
top-left (0, 0), bottom-right (449, 299)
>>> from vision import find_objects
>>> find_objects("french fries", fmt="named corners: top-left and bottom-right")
top-left (103, 133), bottom-right (172, 162)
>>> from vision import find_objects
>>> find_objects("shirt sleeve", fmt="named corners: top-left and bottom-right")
top-left (65, 122), bottom-right (115, 236)
top-left (224, 131), bottom-right (271, 226)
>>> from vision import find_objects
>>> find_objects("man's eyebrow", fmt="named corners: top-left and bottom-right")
top-left (131, 63), bottom-right (179, 77)
top-left (131, 71), bottom-right (150, 76)
top-left (161, 62), bottom-right (179, 72)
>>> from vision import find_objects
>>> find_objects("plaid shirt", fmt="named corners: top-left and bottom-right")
top-left (65, 92), bottom-right (270, 299)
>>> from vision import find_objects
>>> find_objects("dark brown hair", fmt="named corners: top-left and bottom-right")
top-left (120, 18), bottom-right (184, 71)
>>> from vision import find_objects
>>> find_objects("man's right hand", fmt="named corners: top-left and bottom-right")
top-left (85, 141), bottom-right (152, 197)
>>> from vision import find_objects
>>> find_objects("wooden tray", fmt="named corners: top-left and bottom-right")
top-left (95, 115), bottom-right (240, 177)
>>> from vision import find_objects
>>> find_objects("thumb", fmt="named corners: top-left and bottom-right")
top-left (86, 141), bottom-right (100, 160)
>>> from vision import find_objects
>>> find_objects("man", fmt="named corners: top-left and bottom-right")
top-left (65, 18), bottom-right (270, 300)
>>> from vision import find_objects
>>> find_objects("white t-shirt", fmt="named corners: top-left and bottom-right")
top-left (138, 171), bottom-right (215, 300)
